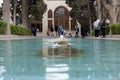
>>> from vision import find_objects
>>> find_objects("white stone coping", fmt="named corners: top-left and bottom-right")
top-left (0, 35), bottom-right (120, 40)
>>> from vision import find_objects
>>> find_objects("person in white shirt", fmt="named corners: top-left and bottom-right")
top-left (93, 19), bottom-right (100, 37)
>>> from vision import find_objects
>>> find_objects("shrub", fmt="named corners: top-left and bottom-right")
top-left (110, 23), bottom-right (120, 34)
top-left (90, 30), bottom-right (94, 36)
top-left (0, 20), bottom-right (7, 34)
top-left (11, 24), bottom-right (32, 36)
top-left (105, 25), bottom-right (110, 35)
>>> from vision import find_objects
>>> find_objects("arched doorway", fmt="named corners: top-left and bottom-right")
top-left (48, 9), bottom-right (53, 28)
top-left (54, 6), bottom-right (69, 30)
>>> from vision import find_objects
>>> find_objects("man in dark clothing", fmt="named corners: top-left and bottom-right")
top-left (75, 25), bottom-right (79, 38)
top-left (31, 25), bottom-right (36, 36)
top-left (50, 25), bottom-right (54, 36)
top-left (101, 19), bottom-right (106, 37)
top-left (50, 25), bottom-right (54, 32)
top-left (55, 25), bottom-right (58, 36)
top-left (81, 26), bottom-right (85, 38)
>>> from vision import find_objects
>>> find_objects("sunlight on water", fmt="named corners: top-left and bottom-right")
top-left (46, 65), bottom-right (69, 72)
top-left (45, 64), bottom-right (69, 80)
top-left (0, 66), bottom-right (6, 75)
top-left (0, 77), bottom-right (4, 80)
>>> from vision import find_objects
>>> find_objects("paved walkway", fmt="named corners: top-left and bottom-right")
top-left (0, 35), bottom-right (37, 40)
top-left (89, 35), bottom-right (120, 40)
top-left (0, 35), bottom-right (120, 40)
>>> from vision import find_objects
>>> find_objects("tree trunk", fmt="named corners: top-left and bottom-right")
top-left (13, 0), bottom-right (16, 25)
top-left (88, 0), bottom-right (92, 35)
top-left (109, 9), bottom-right (117, 24)
top-left (22, 0), bottom-right (28, 27)
top-left (101, 0), bottom-right (119, 24)
top-left (96, 0), bottom-right (102, 20)
top-left (117, 8), bottom-right (120, 22)
top-left (3, 0), bottom-right (11, 35)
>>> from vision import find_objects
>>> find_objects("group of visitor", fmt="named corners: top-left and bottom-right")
top-left (93, 18), bottom-right (109, 38)
top-left (31, 24), bottom-right (40, 36)
top-left (47, 24), bottom-right (80, 38)
top-left (47, 24), bottom-right (67, 37)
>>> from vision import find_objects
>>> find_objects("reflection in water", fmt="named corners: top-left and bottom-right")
top-left (1, 39), bottom-right (120, 80)
top-left (36, 45), bottom-right (84, 57)
top-left (45, 63), bottom-right (69, 80)
top-left (35, 39), bottom-right (84, 80)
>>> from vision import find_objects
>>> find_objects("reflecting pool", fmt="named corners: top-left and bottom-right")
top-left (0, 38), bottom-right (120, 80)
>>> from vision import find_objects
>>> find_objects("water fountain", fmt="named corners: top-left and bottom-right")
top-left (56, 35), bottom-right (68, 45)
top-left (36, 35), bottom-right (84, 57)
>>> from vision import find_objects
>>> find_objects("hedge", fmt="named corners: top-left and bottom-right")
top-left (10, 24), bottom-right (32, 36)
top-left (111, 23), bottom-right (120, 34)
top-left (0, 20), bottom-right (7, 34)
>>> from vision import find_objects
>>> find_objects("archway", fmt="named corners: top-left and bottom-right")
top-left (54, 6), bottom-right (69, 30)
top-left (48, 9), bottom-right (53, 28)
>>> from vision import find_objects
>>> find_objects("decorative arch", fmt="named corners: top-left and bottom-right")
top-left (54, 6), bottom-right (69, 30)
top-left (48, 9), bottom-right (53, 18)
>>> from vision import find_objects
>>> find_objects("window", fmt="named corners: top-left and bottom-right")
top-left (48, 10), bottom-right (53, 18)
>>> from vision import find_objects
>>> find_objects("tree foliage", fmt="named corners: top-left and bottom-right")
top-left (66, 0), bottom-right (89, 26)
top-left (29, 0), bottom-right (47, 21)
top-left (66, 0), bottom-right (96, 26)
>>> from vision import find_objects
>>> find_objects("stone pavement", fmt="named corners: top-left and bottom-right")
top-left (90, 35), bottom-right (120, 40)
top-left (0, 35), bottom-right (37, 40)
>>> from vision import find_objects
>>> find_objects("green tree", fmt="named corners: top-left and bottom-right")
top-left (29, 0), bottom-right (47, 21)
top-left (66, 0), bottom-right (96, 35)
top-left (66, 0), bottom-right (96, 26)
top-left (66, 0), bottom-right (89, 26)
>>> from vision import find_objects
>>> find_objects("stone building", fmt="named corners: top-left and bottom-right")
top-left (30, 0), bottom-right (76, 35)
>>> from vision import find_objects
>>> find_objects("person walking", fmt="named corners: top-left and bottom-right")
top-left (55, 25), bottom-right (58, 36)
top-left (93, 19), bottom-right (100, 37)
top-left (31, 26), bottom-right (36, 36)
top-left (58, 24), bottom-right (63, 36)
top-left (81, 26), bottom-right (85, 38)
top-left (101, 19), bottom-right (106, 37)
top-left (75, 24), bottom-right (79, 38)
top-left (50, 25), bottom-right (54, 36)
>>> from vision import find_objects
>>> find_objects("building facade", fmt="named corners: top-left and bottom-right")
top-left (41, 0), bottom-right (75, 35)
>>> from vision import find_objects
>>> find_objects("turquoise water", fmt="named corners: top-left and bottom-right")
top-left (0, 38), bottom-right (120, 80)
